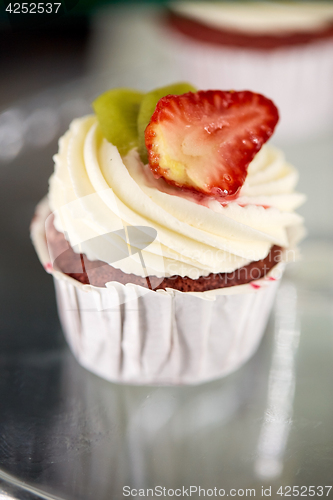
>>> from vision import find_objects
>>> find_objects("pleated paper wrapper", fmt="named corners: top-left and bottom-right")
top-left (31, 198), bottom-right (283, 386)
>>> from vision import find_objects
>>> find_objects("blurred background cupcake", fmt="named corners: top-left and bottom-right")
top-left (87, 2), bottom-right (333, 143)
top-left (163, 1), bottom-right (333, 142)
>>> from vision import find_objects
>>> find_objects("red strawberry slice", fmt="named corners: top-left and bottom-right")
top-left (145, 90), bottom-right (279, 199)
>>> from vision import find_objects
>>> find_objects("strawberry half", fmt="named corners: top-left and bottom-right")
top-left (145, 90), bottom-right (279, 199)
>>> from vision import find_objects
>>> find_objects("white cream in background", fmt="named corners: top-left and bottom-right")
top-left (170, 2), bottom-right (333, 35)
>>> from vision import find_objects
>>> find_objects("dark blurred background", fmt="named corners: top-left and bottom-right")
top-left (0, 1), bottom-right (92, 109)
top-left (0, 1), bottom-right (171, 109)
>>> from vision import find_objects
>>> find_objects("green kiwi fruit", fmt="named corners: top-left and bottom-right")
top-left (92, 88), bottom-right (144, 156)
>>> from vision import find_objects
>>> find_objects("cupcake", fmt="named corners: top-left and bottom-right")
top-left (30, 83), bottom-right (305, 385)
top-left (165, 1), bottom-right (333, 141)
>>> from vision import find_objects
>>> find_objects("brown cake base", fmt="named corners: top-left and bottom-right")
top-left (168, 11), bottom-right (333, 50)
top-left (46, 217), bottom-right (282, 292)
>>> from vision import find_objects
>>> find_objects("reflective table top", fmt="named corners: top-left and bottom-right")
top-left (0, 77), bottom-right (332, 500)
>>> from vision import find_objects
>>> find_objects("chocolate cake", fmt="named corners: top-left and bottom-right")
top-left (47, 216), bottom-right (282, 292)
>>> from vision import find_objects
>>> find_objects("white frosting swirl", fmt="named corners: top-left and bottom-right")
top-left (171, 2), bottom-right (333, 35)
top-left (49, 116), bottom-right (305, 279)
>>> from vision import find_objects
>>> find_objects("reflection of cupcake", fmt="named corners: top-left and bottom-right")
top-left (166, 2), bottom-right (333, 141)
top-left (31, 84), bottom-right (305, 385)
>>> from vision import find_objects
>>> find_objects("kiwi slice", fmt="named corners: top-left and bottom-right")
top-left (137, 82), bottom-right (197, 163)
top-left (92, 88), bottom-right (144, 156)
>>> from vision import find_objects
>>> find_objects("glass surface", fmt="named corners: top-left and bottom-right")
top-left (0, 77), bottom-right (332, 500)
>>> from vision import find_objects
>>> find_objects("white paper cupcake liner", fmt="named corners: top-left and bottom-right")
top-left (164, 29), bottom-right (333, 141)
top-left (31, 198), bottom-right (284, 385)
